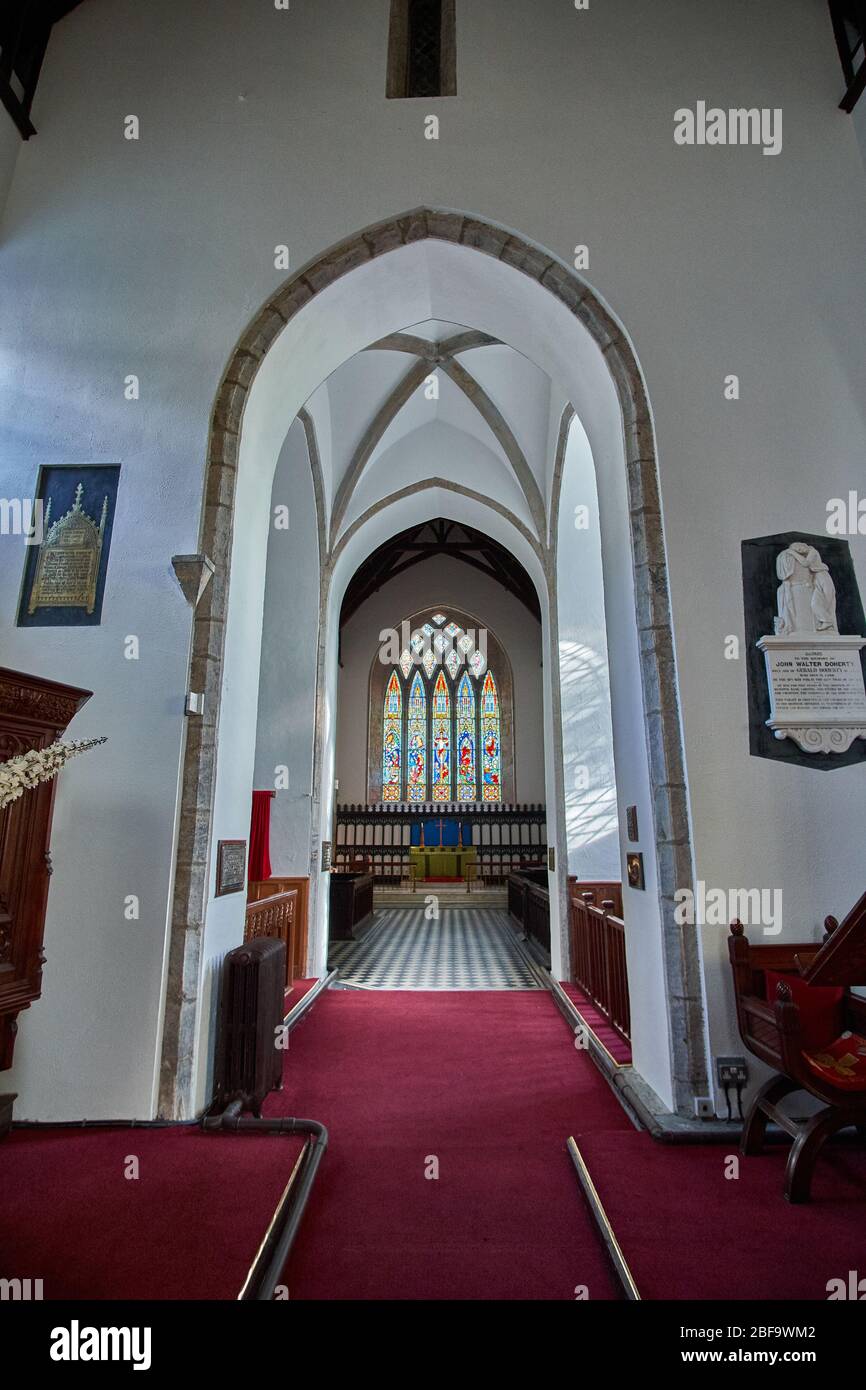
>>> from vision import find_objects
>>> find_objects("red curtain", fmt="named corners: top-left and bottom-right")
top-left (249, 790), bottom-right (273, 882)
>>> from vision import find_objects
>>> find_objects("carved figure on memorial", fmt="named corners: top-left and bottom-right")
top-left (759, 539), bottom-right (865, 755)
top-left (774, 543), bottom-right (838, 636)
top-left (809, 551), bottom-right (839, 633)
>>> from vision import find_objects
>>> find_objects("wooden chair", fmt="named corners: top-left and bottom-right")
top-left (728, 891), bottom-right (866, 1202)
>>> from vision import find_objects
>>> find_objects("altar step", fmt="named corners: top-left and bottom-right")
top-left (373, 884), bottom-right (507, 909)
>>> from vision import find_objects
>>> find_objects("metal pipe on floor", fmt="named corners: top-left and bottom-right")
top-left (202, 1101), bottom-right (329, 1301)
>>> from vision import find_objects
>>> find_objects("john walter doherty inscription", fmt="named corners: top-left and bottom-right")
top-left (757, 541), bottom-right (866, 755)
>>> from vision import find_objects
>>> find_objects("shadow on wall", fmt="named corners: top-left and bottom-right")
top-left (560, 638), bottom-right (619, 875)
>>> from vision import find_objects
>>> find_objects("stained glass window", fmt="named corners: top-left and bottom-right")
top-left (456, 672), bottom-right (476, 800)
top-left (431, 670), bottom-right (451, 801)
top-left (382, 672), bottom-right (402, 801)
top-left (480, 671), bottom-right (501, 802)
top-left (378, 615), bottom-right (505, 804)
top-left (406, 673), bottom-right (427, 802)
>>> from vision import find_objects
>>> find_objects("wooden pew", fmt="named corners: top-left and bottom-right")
top-left (728, 890), bottom-right (866, 1202)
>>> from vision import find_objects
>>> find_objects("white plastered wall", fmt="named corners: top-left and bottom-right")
top-left (253, 419), bottom-right (320, 878)
top-left (556, 414), bottom-right (619, 882)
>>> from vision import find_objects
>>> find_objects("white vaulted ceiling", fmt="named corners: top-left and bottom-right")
top-left (303, 316), bottom-right (561, 550)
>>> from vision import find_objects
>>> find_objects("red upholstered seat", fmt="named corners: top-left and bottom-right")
top-left (764, 969), bottom-right (845, 1051)
top-left (803, 1033), bottom-right (866, 1092)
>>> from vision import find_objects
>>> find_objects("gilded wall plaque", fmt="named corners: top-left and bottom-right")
top-left (28, 484), bottom-right (106, 615)
top-left (18, 466), bottom-right (119, 628)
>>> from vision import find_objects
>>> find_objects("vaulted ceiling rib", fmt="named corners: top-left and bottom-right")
top-left (325, 323), bottom-right (551, 549)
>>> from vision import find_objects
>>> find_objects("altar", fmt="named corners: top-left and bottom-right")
top-left (409, 816), bottom-right (477, 880)
top-left (409, 847), bottom-right (478, 880)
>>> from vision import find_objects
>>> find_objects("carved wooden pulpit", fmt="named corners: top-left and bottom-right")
top-left (729, 890), bottom-right (866, 1202)
top-left (0, 668), bottom-right (92, 1134)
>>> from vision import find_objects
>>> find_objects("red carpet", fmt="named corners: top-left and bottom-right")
top-left (5, 985), bottom-right (861, 1300)
top-left (0, 1127), bottom-right (304, 1299)
top-left (560, 982), bottom-right (632, 1065)
top-left (266, 989), bottom-right (632, 1299)
top-left (575, 1130), bottom-right (866, 1300)
top-left (286, 976), bottom-right (319, 1007)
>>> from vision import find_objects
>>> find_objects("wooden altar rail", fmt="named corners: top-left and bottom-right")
top-left (246, 877), bottom-right (310, 985)
top-left (335, 803), bottom-right (546, 884)
top-left (508, 870), bottom-right (551, 954)
top-left (568, 881), bottom-right (630, 1045)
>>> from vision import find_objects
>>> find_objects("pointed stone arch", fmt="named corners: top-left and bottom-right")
top-left (159, 207), bottom-right (706, 1121)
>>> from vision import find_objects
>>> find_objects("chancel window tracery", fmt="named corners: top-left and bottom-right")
top-left (378, 612), bottom-right (502, 803)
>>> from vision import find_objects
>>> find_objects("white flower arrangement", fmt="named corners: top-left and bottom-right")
top-left (0, 736), bottom-right (107, 811)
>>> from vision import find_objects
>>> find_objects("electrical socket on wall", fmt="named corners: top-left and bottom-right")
top-left (715, 1056), bottom-right (748, 1087)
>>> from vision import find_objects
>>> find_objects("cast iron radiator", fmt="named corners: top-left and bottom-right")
top-left (213, 936), bottom-right (286, 1116)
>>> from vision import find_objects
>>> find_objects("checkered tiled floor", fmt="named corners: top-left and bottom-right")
top-left (328, 908), bottom-right (542, 990)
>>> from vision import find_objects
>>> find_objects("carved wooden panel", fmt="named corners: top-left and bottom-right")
top-left (247, 877), bottom-right (309, 978)
top-left (0, 667), bottom-right (91, 1071)
top-left (244, 888), bottom-right (299, 990)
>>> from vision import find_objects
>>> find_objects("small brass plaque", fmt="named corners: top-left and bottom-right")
top-left (216, 840), bottom-right (247, 897)
top-left (626, 852), bottom-right (645, 891)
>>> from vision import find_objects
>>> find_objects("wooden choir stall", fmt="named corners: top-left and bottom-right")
top-left (729, 889), bottom-right (866, 1202)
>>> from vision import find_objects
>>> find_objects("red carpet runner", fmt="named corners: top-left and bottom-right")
top-left (265, 988), bottom-right (632, 1299)
top-left (0, 1127), bottom-right (305, 1299)
top-left (0, 987), bottom-right (631, 1300)
top-left (559, 982), bottom-right (632, 1066)
top-left (575, 1130), bottom-right (866, 1301)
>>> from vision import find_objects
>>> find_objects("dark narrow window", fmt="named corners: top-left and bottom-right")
top-left (829, 0), bottom-right (866, 111)
top-left (0, 2), bottom-right (83, 140)
top-left (387, 0), bottom-right (456, 99)
top-left (407, 0), bottom-right (442, 98)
